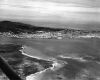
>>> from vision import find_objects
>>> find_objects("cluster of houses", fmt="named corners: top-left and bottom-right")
top-left (30, 31), bottom-right (63, 39)
top-left (2, 29), bottom-right (100, 39)
top-left (18, 31), bottom-right (64, 39)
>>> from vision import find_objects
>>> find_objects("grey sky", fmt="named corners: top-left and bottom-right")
top-left (0, 0), bottom-right (100, 29)
top-left (6, 0), bottom-right (100, 8)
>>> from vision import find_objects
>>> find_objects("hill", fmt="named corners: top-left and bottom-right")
top-left (0, 21), bottom-right (64, 34)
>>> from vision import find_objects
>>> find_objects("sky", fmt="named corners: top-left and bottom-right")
top-left (0, 0), bottom-right (100, 29)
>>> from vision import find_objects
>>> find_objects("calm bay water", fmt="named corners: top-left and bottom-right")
top-left (0, 35), bottom-right (100, 60)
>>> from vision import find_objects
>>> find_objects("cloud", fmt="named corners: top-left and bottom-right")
top-left (0, 0), bottom-right (100, 23)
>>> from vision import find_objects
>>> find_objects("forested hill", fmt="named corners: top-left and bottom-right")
top-left (0, 21), bottom-right (64, 34)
